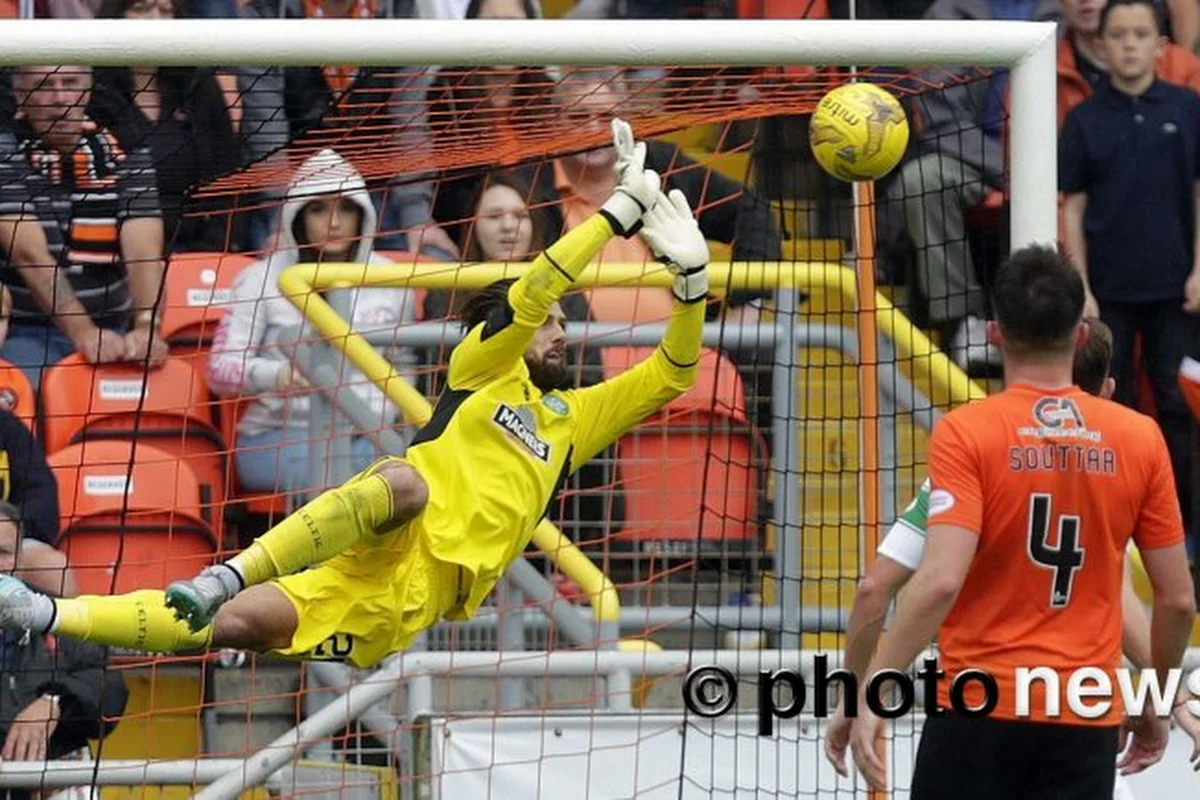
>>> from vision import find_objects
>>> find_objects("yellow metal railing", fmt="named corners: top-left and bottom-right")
top-left (278, 260), bottom-right (988, 630)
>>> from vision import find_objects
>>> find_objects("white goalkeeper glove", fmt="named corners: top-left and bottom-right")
top-left (601, 118), bottom-right (660, 238)
top-left (639, 188), bottom-right (710, 303)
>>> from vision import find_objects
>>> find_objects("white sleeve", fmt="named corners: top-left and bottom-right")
top-left (207, 262), bottom-right (282, 396)
top-left (877, 520), bottom-right (927, 572)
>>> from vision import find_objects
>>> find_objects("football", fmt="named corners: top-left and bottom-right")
top-left (809, 82), bottom-right (910, 182)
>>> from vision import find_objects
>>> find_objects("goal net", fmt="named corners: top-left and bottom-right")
top-left (0, 14), bottom-right (1065, 800)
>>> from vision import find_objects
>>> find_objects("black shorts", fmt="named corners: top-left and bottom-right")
top-left (911, 714), bottom-right (1120, 800)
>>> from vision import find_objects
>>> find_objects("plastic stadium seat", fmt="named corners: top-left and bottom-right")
top-left (48, 441), bottom-right (218, 596)
top-left (41, 354), bottom-right (224, 454)
top-left (0, 357), bottom-right (35, 431)
top-left (159, 251), bottom-right (254, 347)
top-left (41, 354), bottom-right (228, 533)
top-left (613, 423), bottom-right (763, 552)
top-left (599, 347), bottom-right (762, 551)
top-left (599, 347), bottom-right (749, 423)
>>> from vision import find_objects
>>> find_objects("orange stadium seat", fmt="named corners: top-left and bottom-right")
top-left (599, 347), bottom-right (762, 550)
top-left (614, 422), bottom-right (763, 551)
top-left (41, 354), bottom-right (224, 454)
top-left (159, 251), bottom-right (255, 347)
top-left (599, 347), bottom-right (749, 424)
top-left (0, 357), bottom-right (36, 431)
top-left (40, 354), bottom-right (229, 533)
top-left (48, 441), bottom-right (218, 596)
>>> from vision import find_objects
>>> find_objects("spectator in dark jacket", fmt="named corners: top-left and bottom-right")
top-left (235, 0), bottom-right (458, 257)
top-left (0, 501), bottom-right (124, 781)
top-left (88, 0), bottom-right (243, 253)
top-left (0, 409), bottom-right (58, 551)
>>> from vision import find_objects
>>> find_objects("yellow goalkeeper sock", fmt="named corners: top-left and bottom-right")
top-left (226, 471), bottom-right (396, 587)
top-left (52, 591), bottom-right (213, 653)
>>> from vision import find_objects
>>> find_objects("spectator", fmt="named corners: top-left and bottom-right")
top-left (0, 281), bottom-right (70, 598)
top-left (424, 170), bottom-right (623, 545)
top-left (1060, 0), bottom-right (1200, 554)
top-left (426, 0), bottom-right (555, 246)
top-left (425, 170), bottom-right (558, 323)
top-left (1058, 0), bottom-right (1200, 130)
top-left (1166, 0), bottom-right (1200, 52)
top-left (208, 148), bottom-right (417, 494)
top-left (0, 394), bottom-right (58, 563)
top-left (888, 0), bottom-right (1059, 372)
top-left (0, 501), bottom-right (124, 790)
top-left (235, 0), bottom-right (457, 258)
top-left (0, 499), bottom-right (75, 603)
top-left (0, 403), bottom-right (60, 567)
top-left (518, 68), bottom-right (780, 316)
top-left (88, 0), bottom-right (244, 254)
top-left (0, 65), bottom-right (167, 390)
top-left (485, 68), bottom-right (781, 431)
top-left (417, 0), bottom-right (551, 252)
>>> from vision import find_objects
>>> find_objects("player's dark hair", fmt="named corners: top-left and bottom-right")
top-left (460, 279), bottom-right (515, 333)
top-left (1072, 317), bottom-right (1113, 395)
top-left (1100, 0), bottom-right (1165, 35)
top-left (991, 245), bottom-right (1085, 355)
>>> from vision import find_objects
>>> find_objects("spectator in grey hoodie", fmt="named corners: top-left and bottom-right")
top-left (208, 148), bottom-right (417, 495)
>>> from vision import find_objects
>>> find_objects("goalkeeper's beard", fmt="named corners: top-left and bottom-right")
top-left (525, 353), bottom-right (569, 393)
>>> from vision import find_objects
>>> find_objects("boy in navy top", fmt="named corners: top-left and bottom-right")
top-left (1061, 0), bottom-right (1200, 558)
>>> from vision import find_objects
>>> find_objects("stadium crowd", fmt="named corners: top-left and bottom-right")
top-left (0, 0), bottom-right (1195, 784)
top-left (0, 0), bottom-right (1196, 575)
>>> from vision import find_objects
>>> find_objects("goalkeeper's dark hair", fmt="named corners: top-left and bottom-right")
top-left (991, 245), bottom-right (1085, 355)
top-left (460, 279), bottom-right (516, 333)
top-left (1073, 317), bottom-right (1113, 396)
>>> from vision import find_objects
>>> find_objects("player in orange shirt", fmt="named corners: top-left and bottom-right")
top-left (848, 245), bottom-right (1197, 797)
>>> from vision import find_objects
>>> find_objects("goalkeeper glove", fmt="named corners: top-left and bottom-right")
top-left (600, 118), bottom-right (660, 238)
top-left (639, 188), bottom-right (710, 303)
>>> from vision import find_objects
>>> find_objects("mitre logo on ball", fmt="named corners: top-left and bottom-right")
top-left (810, 82), bottom-right (910, 183)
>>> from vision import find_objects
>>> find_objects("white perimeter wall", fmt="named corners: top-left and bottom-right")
top-left (428, 712), bottom-right (1190, 799)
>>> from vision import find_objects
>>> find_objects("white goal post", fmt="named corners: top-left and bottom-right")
top-left (0, 17), bottom-right (1059, 250)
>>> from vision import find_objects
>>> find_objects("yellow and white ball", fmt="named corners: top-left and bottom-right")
top-left (809, 83), bottom-right (910, 182)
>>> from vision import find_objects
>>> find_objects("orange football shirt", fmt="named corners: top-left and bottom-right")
top-left (927, 384), bottom-right (1182, 726)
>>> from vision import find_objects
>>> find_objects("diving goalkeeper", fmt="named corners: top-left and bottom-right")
top-left (0, 120), bottom-right (711, 669)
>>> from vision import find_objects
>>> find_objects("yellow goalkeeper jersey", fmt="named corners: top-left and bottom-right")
top-left (403, 212), bottom-right (705, 621)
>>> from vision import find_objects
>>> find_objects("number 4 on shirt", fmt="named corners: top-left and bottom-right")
top-left (1026, 493), bottom-right (1085, 608)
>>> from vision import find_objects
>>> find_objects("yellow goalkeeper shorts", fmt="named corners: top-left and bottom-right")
top-left (268, 521), bottom-right (465, 669)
